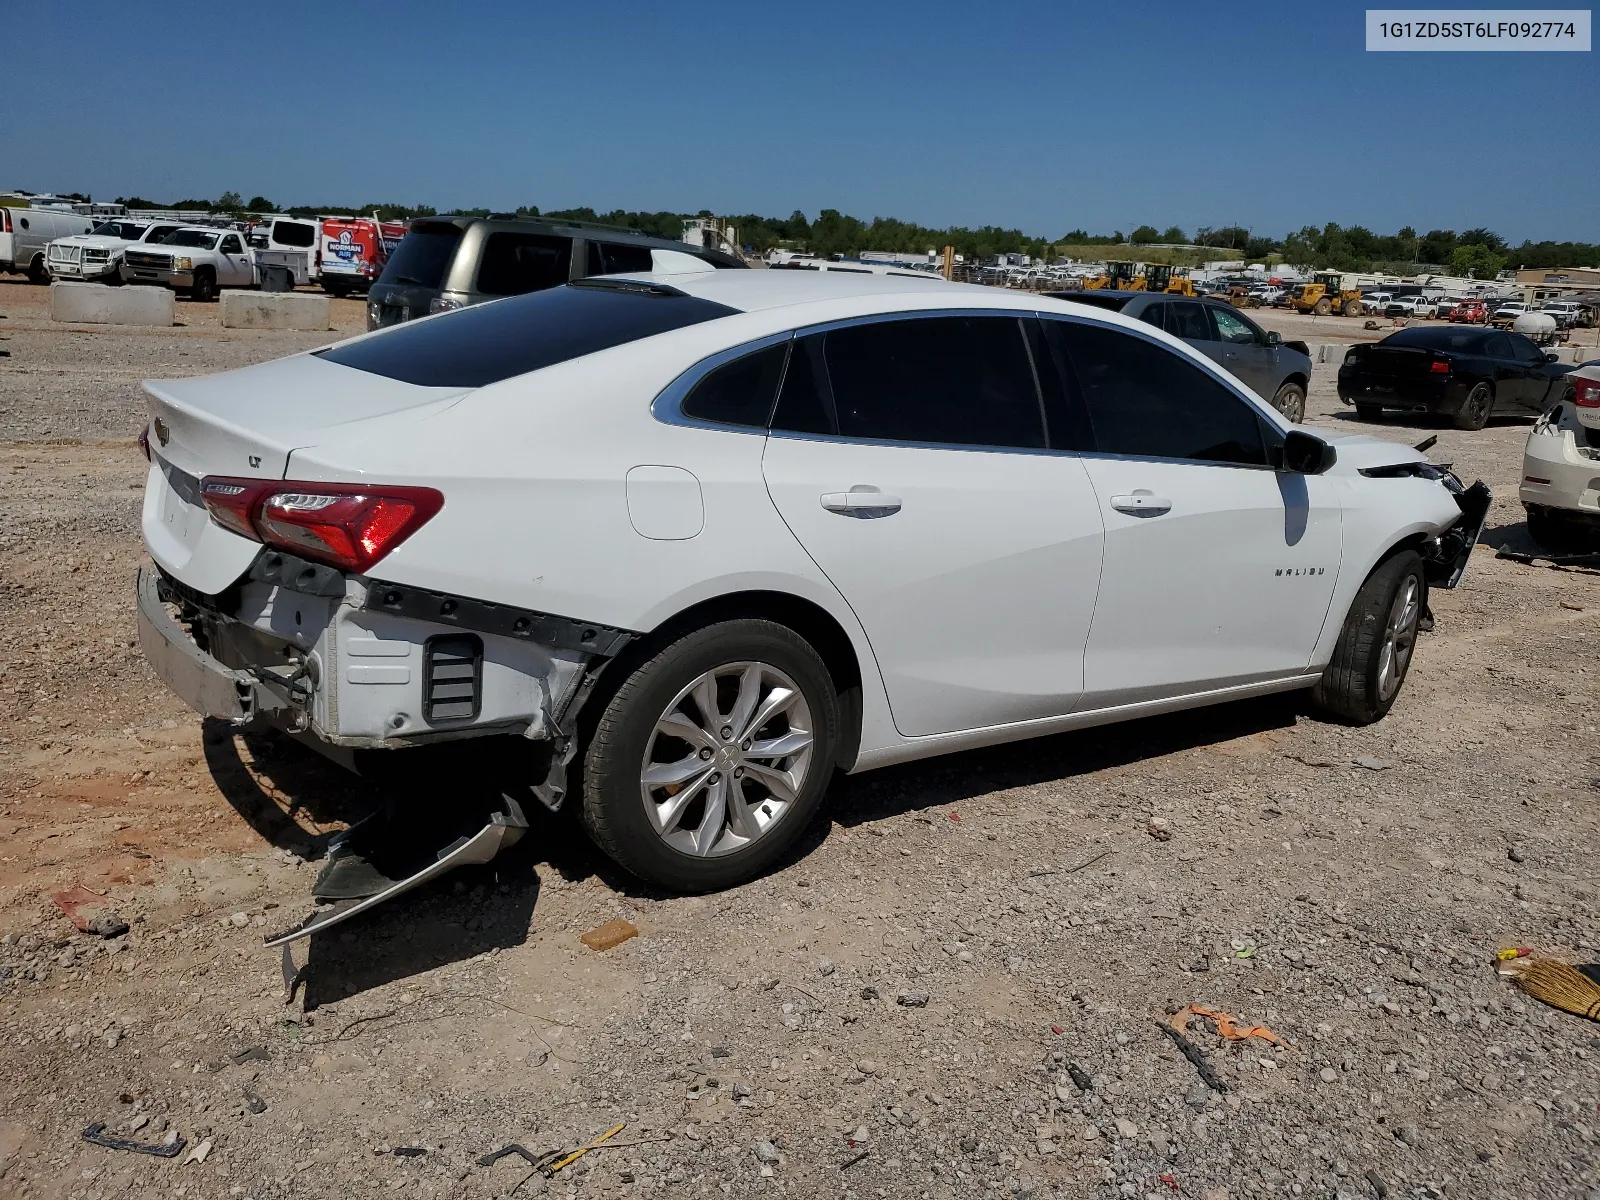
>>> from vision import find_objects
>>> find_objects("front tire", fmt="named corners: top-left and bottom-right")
top-left (1272, 381), bottom-right (1306, 423)
top-left (189, 269), bottom-right (217, 302)
top-left (1452, 381), bottom-right (1492, 431)
top-left (580, 619), bottom-right (840, 892)
top-left (26, 255), bottom-right (49, 285)
top-left (1311, 550), bottom-right (1426, 725)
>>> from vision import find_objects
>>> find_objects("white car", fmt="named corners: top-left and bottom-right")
top-left (134, 271), bottom-right (1490, 924)
top-left (1520, 362), bottom-right (1600, 548)
top-left (47, 219), bottom-right (184, 284)
top-left (1361, 292), bottom-right (1393, 314)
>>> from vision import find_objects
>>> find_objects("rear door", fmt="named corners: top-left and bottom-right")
top-left (1046, 318), bottom-right (1342, 706)
top-left (761, 314), bottom-right (1105, 737)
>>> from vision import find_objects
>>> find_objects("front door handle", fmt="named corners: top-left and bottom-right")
top-left (821, 487), bottom-right (902, 518)
top-left (1109, 491), bottom-right (1172, 517)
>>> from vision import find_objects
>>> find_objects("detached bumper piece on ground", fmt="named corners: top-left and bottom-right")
top-left (263, 795), bottom-right (528, 948)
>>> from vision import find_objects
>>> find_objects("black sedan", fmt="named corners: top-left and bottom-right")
top-left (1050, 291), bottom-right (1313, 421)
top-left (1337, 326), bottom-right (1574, 430)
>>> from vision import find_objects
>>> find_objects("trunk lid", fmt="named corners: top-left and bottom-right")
top-left (1346, 343), bottom-right (1441, 379)
top-left (142, 352), bottom-right (470, 593)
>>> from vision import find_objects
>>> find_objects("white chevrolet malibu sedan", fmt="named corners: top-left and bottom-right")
top-left (137, 270), bottom-right (1489, 906)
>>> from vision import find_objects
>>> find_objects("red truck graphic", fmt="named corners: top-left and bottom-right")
top-left (319, 217), bottom-right (408, 296)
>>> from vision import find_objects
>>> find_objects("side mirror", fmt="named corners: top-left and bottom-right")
top-left (1545, 351), bottom-right (1560, 363)
top-left (1264, 330), bottom-right (1283, 347)
top-left (1282, 429), bottom-right (1336, 474)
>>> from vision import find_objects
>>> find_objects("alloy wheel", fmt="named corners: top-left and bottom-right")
top-left (639, 661), bottom-right (815, 858)
top-left (1376, 576), bottom-right (1420, 702)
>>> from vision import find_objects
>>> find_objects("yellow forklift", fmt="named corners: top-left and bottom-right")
top-left (1290, 271), bottom-right (1364, 317)
top-left (1144, 264), bottom-right (1196, 296)
top-left (1083, 261), bottom-right (1145, 291)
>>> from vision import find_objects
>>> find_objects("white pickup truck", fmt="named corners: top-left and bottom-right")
top-left (120, 226), bottom-right (254, 300)
top-left (47, 219), bottom-right (184, 284)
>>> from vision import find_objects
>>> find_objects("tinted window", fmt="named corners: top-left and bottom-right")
top-left (381, 223), bottom-right (463, 289)
top-left (220, 235), bottom-right (243, 253)
top-left (1166, 301), bottom-right (1212, 341)
top-left (1386, 327), bottom-right (1489, 352)
top-left (769, 337), bottom-right (832, 435)
top-left (681, 342), bottom-right (788, 427)
top-left (1139, 303), bottom-right (1167, 331)
top-left (1212, 307), bottom-right (1259, 345)
top-left (587, 241), bottom-right (656, 276)
top-left (822, 317), bottom-right (1044, 449)
top-left (1483, 333), bottom-right (1516, 359)
top-left (272, 221), bottom-right (316, 248)
top-left (318, 281), bottom-right (739, 388)
top-left (1047, 292), bottom-right (1133, 311)
top-left (477, 232), bottom-right (571, 296)
top-left (1509, 334), bottom-right (1546, 362)
top-left (149, 225), bottom-right (179, 242)
top-left (1054, 322), bottom-right (1268, 466)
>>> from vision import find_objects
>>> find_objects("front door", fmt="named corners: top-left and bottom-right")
top-left (1045, 318), bottom-right (1342, 707)
top-left (760, 315), bottom-right (1105, 737)
top-left (218, 234), bottom-right (252, 286)
top-left (1208, 304), bottom-right (1277, 400)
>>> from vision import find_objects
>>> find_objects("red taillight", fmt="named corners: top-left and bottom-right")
top-left (1429, 360), bottom-right (1450, 374)
top-left (1575, 377), bottom-right (1600, 409)
top-left (137, 424), bottom-right (151, 462)
top-left (199, 477), bottom-right (443, 573)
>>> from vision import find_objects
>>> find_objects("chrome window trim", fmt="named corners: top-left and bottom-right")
top-left (649, 306), bottom-right (1301, 472)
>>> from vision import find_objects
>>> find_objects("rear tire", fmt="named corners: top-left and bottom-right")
top-left (1354, 403), bottom-right (1382, 421)
top-left (1311, 550), bottom-right (1426, 725)
top-left (1452, 382), bottom-right (1492, 431)
top-left (1272, 381), bottom-right (1306, 423)
top-left (580, 619), bottom-right (840, 893)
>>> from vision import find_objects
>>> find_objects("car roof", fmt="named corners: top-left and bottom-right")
top-left (609, 268), bottom-right (987, 313)
top-left (420, 215), bottom-right (743, 263)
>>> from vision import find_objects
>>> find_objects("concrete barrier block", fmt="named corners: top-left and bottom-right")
top-left (220, 291), bottom-right (331, 331)
top-left (50, 281), bottom-right (173, 327)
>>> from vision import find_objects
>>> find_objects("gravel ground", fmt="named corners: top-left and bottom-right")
top-left (1, 279), bottom-right (1598, 1200)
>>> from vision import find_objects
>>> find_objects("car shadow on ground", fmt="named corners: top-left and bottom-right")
top-left (221, 694), bottom-right (1303, 1006)
top-left (1327, 409), bottom-right (1535, 432)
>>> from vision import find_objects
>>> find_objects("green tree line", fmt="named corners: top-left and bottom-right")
top-left (106, 192), bottom-right (1598, 273)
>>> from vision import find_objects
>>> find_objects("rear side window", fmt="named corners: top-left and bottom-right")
top-left (681, 342), bottom-right (789, 427)
top-left (769, 338), bottom-right (832, 435)
top-left (1165, 301), bottom-right (1212, 340)
top-left (272, 221), bottom-right (317, 248)
top-left (1053, 321), bottom-right (1268, 467)
top-left (380, 223), bottom-right (464, 290)
top-left (587, 241), bottom-right (655, 276)
top-left (318, 281), bottom-right (740, 388)
top-left (822, 317), bottom-right (1045, 449)
top-left (477, 232), bottom-right (572, 296)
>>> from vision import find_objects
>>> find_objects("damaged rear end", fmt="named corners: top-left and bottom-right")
top-left (135, 352), bottom-right (636, 943)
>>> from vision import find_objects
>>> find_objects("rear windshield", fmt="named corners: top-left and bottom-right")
top-left (1383, 327), bottom-right (1490, 351)
top-left (272, 221), bottom-right (317, 248)
top-left (379, 223), bottom-right (464, 290)
top-left (317, 280), bottom-right (740, 388)
top-left (1048, 291), bottom-right (1133, 311)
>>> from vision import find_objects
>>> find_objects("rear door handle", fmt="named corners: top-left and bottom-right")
top-left (821, 488), bottom-right (902, 518)
top-left (1109, 492), bottom-right (1172, 516)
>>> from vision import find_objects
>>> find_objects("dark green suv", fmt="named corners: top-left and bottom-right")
top-left (367, 216), bottom-right (745, 329)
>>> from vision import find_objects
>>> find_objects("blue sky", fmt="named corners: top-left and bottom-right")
top-left (7, 1), bottom-right (1596, 242)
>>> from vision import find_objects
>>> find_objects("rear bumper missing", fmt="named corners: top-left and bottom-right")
top-left (136, 565), bottom-right (252, 721)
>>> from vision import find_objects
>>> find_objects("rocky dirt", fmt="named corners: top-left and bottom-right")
top-left (1, 277), bottom-right (1597, 1200)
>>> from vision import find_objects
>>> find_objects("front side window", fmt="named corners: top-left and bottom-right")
top-left (1483, 333), bottom-right (1515, 359)
top-left (1138, 303), bottom-right (1167, 331)
top-left (1211, 307), bottom-right (1260, 345)
top-left (820, 316), bottom-right (1045, 449)
top-left (680, 342), bottom-right (789, 427)
top-left (476, 232), bottom-right (572, 296)
top-left (1052, 321), bottom-right (1269, 467)
top-left (220, 235), bottom-right (242, 254)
